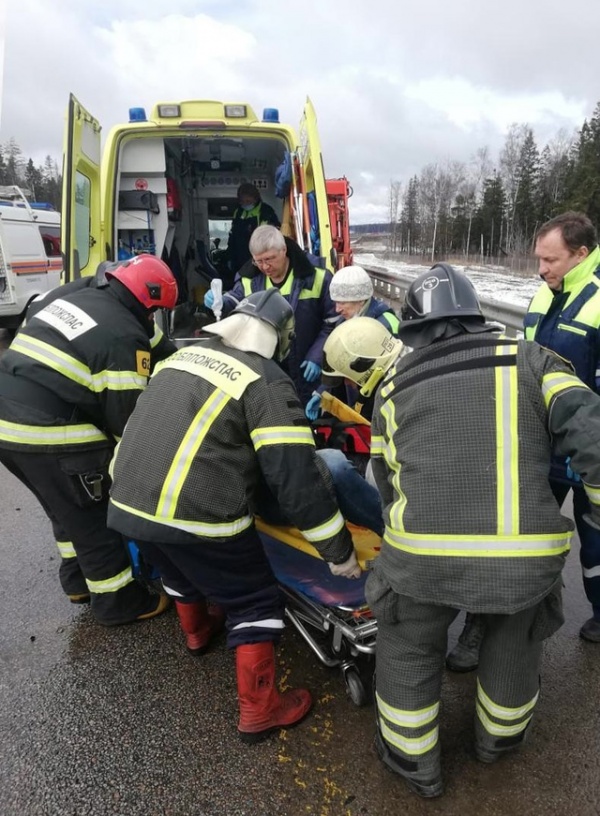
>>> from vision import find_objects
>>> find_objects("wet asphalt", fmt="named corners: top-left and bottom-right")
top-left (1, 327), bottom-right (600, 816)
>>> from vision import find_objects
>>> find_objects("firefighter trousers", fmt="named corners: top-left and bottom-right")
top-left (369, 588), bottom-right (546, 780)
top-left (137, 528), bottom-right (285, 649)
top-left (0, 447), bottom-right (158, 625)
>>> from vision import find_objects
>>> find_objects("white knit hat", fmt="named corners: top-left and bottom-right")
top-left (330, 265), bottom-right (374, 302)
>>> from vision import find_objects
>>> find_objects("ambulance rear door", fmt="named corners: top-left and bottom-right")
top-left (298, 98), bottom-right (333, 270)
top-left (62, 94), bottom-right (102, 281)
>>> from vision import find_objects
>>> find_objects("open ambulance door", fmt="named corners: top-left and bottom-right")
top-left (298, 98), bottom-right (334, 271)
top-left (61, 94), bottom-right (102, 282)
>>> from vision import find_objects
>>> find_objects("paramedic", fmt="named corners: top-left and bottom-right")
top-left (205, 225), bottom-right (338, 405)
top-left (305, 265), bottom-right (400, 420)
top-left (0, 254), bottom-right (178, 626)
top-left (449, 211), bottom-right (600, 673)
top-left (107, 289), bottom-right (360, 743)
top-left (228, 183), bottom-right (281, 273)
top-left (324, 263), bottom-right (600, 797)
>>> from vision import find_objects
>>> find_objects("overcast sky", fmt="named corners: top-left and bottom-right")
top-left (1, 0), bottom-right (600, 223)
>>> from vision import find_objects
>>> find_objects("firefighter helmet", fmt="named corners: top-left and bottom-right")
top-left (400, 263), bottom-right (484, 328)
top-left (105, 254), bottom-right (178, 310)
top-left (233, 289), bottom-right (295, 361)
top-left (323, 317), bottom-right (403, 396)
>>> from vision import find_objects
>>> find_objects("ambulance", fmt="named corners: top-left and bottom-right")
top-left (61, 95), bottom-right (344, 338)
top-left (0, 186), bottom-right (62, 329)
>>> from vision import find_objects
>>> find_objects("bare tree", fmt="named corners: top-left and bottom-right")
top-left (499, 123), bottom-right (529, 252)
top-left (388, 180), bottom-right (402, 253)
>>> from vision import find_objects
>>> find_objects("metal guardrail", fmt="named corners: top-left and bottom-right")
top-left (363, 265), bottom-right (526, 338)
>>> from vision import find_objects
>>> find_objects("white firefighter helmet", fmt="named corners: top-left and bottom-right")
top-left (323, 317), bottom-right (403, 396)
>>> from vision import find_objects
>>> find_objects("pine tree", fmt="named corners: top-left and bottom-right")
top-left (513, 129), bottom-right (540, 252)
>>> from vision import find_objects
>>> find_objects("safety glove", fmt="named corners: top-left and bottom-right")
top-left (203, 290), bottom-right (215, 308)
top-left (300, 360), bottom-right (322, 382)
top-left (328, 550), bottom-right (361, 579)
top-left (305, 392), bottom-right (322, 421)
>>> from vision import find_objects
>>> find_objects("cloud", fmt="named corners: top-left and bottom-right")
top-left (3, 0), bottom-right (600, 223)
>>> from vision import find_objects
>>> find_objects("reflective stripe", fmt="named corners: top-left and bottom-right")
top-left (300, 510), bottom-right (345, 542)
top-left (251, 425), bottom-right (315, 451)
top-left (371, 434), bottom-right (384, 456)
top-left (157, 389), bottom-right (230, 518)
top-left (380, 398), bottom-right (406, 531)
top-left (231, 618), bottom-right (285, 631)
top-left (384, 528), bottom-right (571, 557)
top-left (583, 564), bottom-right (600, 579)
top-left (0, 418), bottom-right (108, 445)
top-left (584, 484), bottom-right (600, 506)
top-left (477, 679), bottom-right (539, 720)
top-left (542, 371), bottom-right (589, 408)
top-left (299, 268), bottom-right (326, 299)
top-left (163, 583), bottom-right (186, 598)
top-left (110, 497), bottom-right (253, 538)
top-left (56, 540), bottom-right (76, 558)
top-left (85, 565), bottom-right (134, 594)
top-left (495, 345), bottom-right (519, 535)
top-left (376, 693), bottom-right (439, 728)
top-left (476, 704), bottom-right (533, 737)
top-left (379, 719), bottom-right (438, 756)
top-left (557, 322), bottom-right (587, 336)
top-left (11, 335), bottom-right (147, 392)
top-left (150, 325), bottom-right (164, 348)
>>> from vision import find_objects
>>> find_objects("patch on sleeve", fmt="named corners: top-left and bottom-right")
top-left (136, 350), bottom-right (152, 377)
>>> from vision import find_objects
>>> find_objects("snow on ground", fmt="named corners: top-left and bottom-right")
top-left (354, 252), bottom-right (540, 309)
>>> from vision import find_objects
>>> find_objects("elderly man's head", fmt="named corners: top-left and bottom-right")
top-left (249, 226), bottom-right (289, 283)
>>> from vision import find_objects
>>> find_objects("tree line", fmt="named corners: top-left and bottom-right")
top-left (0, 138), bottom-right (62, 210)
top-left (388, 101), bottom-right (600, 263)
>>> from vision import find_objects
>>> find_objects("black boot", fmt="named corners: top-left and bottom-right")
top-left (446, 613), bottom-right (485, 672)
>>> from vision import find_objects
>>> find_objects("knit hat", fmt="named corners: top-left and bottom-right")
top-left (330, 265), bottom-right (374, 302)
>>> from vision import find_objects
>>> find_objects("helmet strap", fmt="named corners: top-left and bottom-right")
top-left (359, 367), bottom-right (386, 398)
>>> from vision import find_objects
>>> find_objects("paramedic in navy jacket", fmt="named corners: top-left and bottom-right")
top-left (205, 225), bottom-right (337, 405)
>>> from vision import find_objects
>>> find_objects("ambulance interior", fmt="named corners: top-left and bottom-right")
top-left (114, 134), bottom-right (292, 338)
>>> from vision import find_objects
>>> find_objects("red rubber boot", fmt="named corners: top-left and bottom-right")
top-left (235, 642), bottom-right (312, 743)
top-left (174, 600), bottom-right (225, 656)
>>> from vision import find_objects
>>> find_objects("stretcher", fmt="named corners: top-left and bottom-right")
top-left (258, 520), bottom-right (380, 706)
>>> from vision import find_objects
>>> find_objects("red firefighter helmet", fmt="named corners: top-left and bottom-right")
top-left (105, 254), bottom-right (178, 310)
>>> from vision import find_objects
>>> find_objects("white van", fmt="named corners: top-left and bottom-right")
top-left (0, 186), bottom-right (63, 329)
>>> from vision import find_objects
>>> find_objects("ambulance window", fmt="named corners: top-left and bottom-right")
top-left (39, 226), bottom-right (61, 257)
top-left (208, 219), bottom-right (231, 249)
top-left (75, 171), bottom-right (91, 268)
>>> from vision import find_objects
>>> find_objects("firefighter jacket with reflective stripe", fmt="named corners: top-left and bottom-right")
top-left (524, 247), bottom-right (600, 391)
top-left (0, 280), bottom-right (167, 453)
top-left (107, 336), bottom-right (354, 564)
top-left (370, 332), bottom-right (600, 614)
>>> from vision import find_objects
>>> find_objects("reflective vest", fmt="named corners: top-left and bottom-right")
top-left (524, 247), bottom-right (600, 391)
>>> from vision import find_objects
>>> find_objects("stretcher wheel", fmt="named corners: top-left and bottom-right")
top-left (344, 668), bottom-right (368, 707)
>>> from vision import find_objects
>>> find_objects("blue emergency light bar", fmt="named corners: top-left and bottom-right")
top-left (129, 107), bottom-right (148, 122)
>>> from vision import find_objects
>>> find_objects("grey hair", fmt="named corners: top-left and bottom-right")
top-left (249, 225), bottom-right (286, 256)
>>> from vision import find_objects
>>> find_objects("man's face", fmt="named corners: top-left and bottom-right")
top-left (252, 247), bottom-right (288, 283)
top-left (335, 300), bottom-right (364, 320)
top-left (534, 228), bottom-right (589, 290)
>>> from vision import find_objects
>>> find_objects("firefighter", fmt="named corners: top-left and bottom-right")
top-left (0, 254), bottom-right (178, 626)
top-left (107, 288), bottom-right (359, 742)
top-left (205, 224), bottom-right (338, 406)
top-left (323, 263), bottom-right (600, 797)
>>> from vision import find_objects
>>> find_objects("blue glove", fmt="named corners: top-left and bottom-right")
top-left (565, 457), bottom-right (581, 483)
top-left (204, 290), bottom-right (215, 308)
top-left (301, 360), bottom-right (322, 382)
top-left (305, 393), bottom-right (322, 421)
